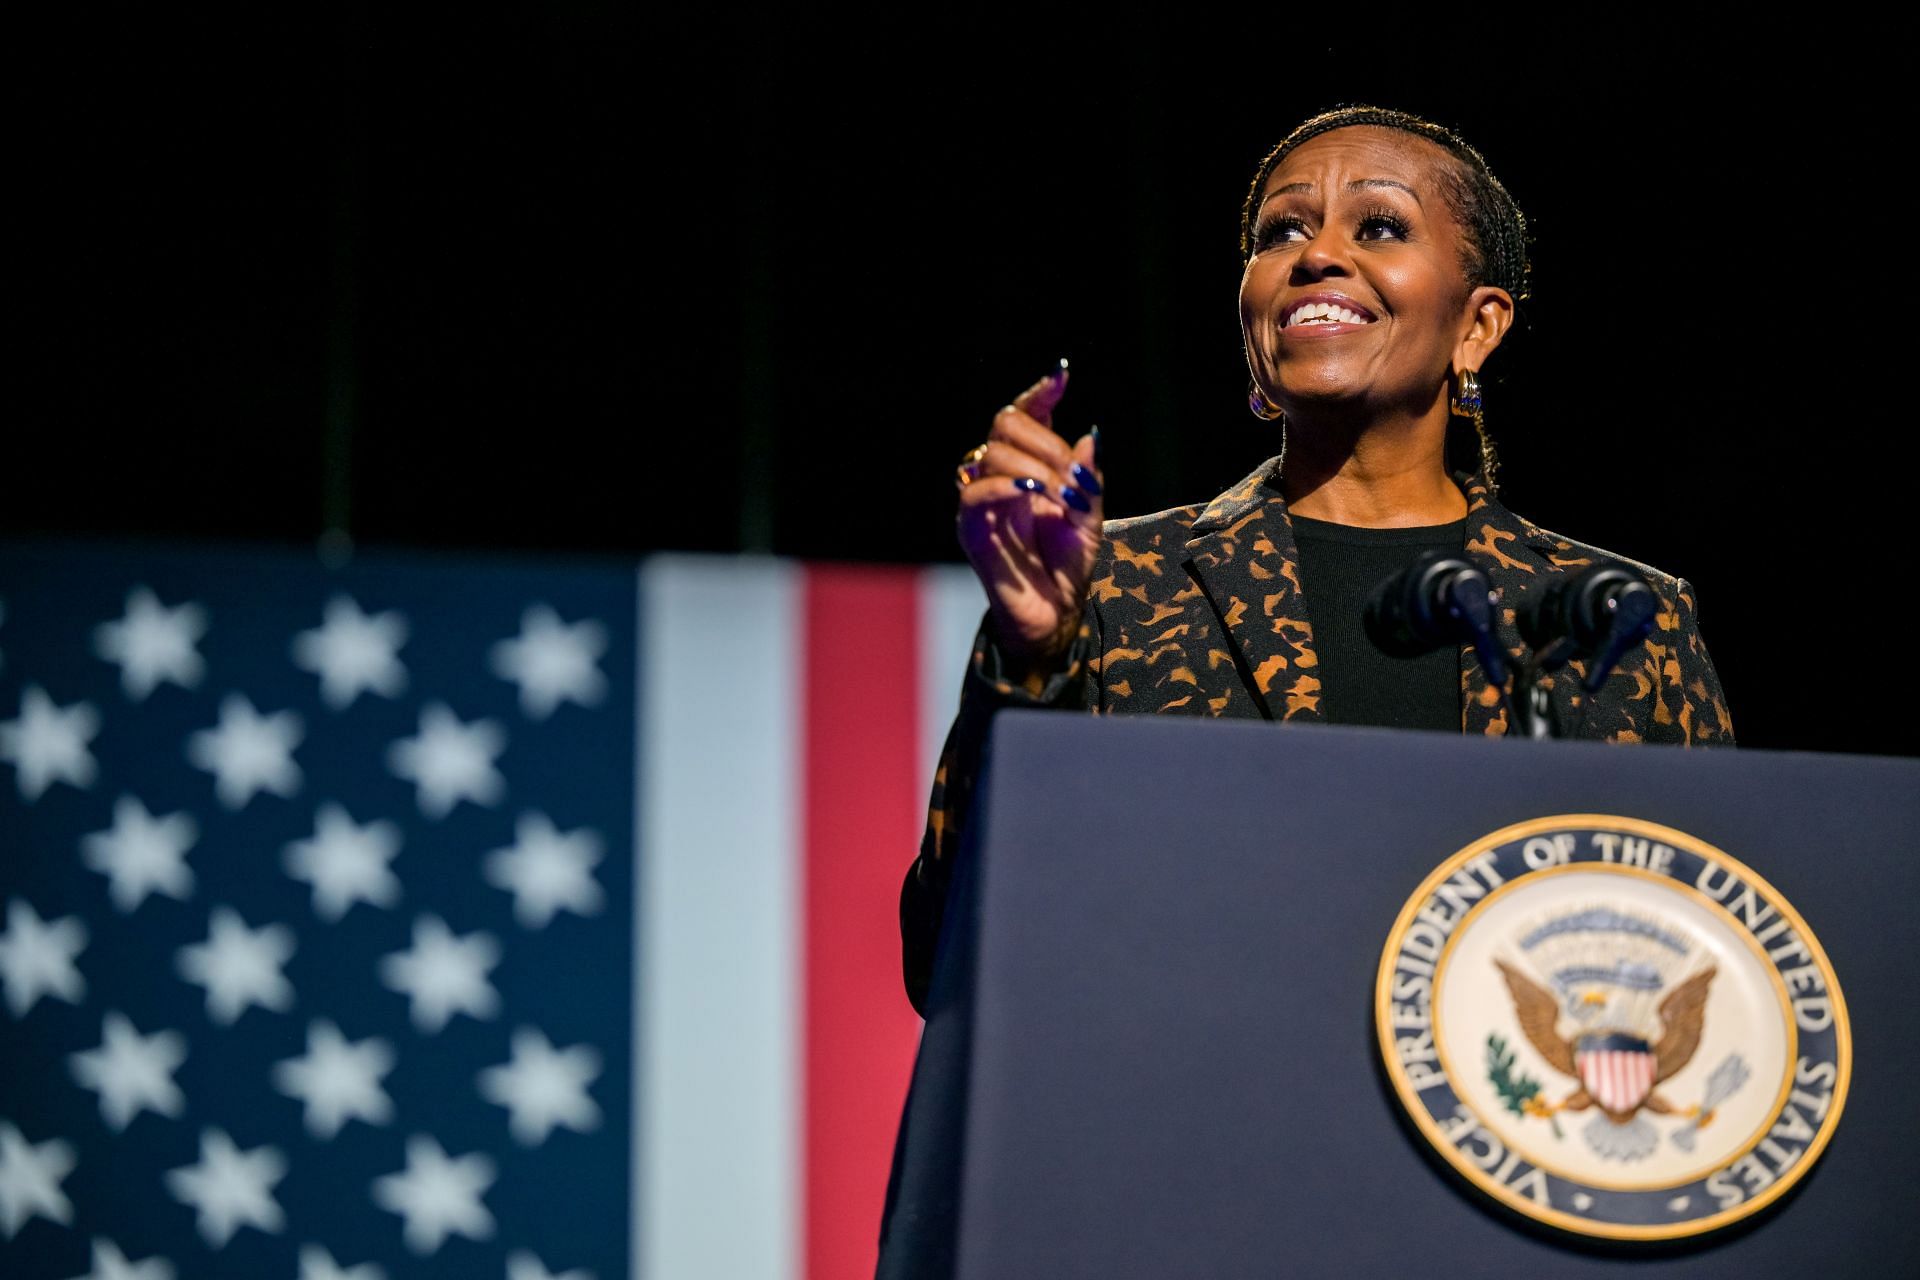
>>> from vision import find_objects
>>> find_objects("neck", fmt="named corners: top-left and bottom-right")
top-left (1279, 403), bottom-right (1467, 527)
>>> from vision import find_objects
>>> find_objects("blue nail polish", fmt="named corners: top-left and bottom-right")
top-left (1059, 484), bottom-right (1091, 513)
top-left (1013, 476), bottom-right (1045, 494)
top-left (1070, 461), bottom-right (1102, 497)
top-left (1090, 424), bottom-right (1102, 470)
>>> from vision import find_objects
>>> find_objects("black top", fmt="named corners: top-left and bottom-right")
top-left (1287, 513), bottom-right (1467, 732)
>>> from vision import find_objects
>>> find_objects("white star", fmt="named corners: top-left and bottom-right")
top-left (283, 804), bottom-right (401, 922)
top-left (370, 1135), bottom-right (495, 1256)
top-left (506, 1250), bottom-right (594, 1280)
top-left (379, 916), bottom-right (498, 1033)
top-left (386, 703), bottom-right (505, 819)
top-left (0, 898), bottom-right (87, 1017)
top-left (176, 908), bottom-right (295, 1025)
top-left (292, 595), bottom-right (409, 711)
top-left (298, 1243), bottom-right (386, 1280)
top-left (186, 694), bottom-right (302, 810)
top-left (0, 1120), bottom-right (75, 1238)
top-left (68, 1011), bottom-right (187, 1131)
top-left (484, 813), bottom-right (604, 929)
top-left (69, 1236), bottom-right (175, 1280)
top-left (92, 586), bottom-right (207, 701)
top-left (163, 1128), bottom-right (285, 1248)
top-left (0, 685), bottom-right (99, 801)
top-left (478, 1027), bottom-right (602, 1146)
top-left (489, 605), bottom-right (608, 720)
top-left (81, 796), bottom-right (197, 912)
top-left (272, 1020), bottom-right (395, 1140)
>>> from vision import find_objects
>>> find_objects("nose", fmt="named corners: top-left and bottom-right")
top-left (1290, 224), bottom-right (1354, 282)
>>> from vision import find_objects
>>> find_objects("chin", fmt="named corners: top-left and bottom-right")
top-left (1270, 373), bottom-right (1370, 410)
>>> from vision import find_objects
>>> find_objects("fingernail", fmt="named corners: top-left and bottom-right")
top-left (1069, 461), bottom-right (1102, 497)
top-left (1059, 484), bottom-right (1092, 513)
top-left (1091, 423), bottom-right (1103, 469)
top-left (1013, 476), bottom-right (1046, 494)
top-left (1048, 357), bottom-right (1069, 387)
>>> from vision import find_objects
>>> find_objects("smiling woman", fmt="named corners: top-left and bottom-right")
top-left (900, 103), bottom-right (1738, 1020)
top-left (1239, 109), bottom-right (1530, 520)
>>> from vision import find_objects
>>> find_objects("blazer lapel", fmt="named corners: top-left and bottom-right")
top-left (1456, 467), bottom-right (1585, 736)
top-left (1181, 456), bottom-right (1325, 723)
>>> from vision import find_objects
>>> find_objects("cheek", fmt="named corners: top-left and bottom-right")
top-left (1238, 259), bottom-right (1284, 331)
top-left (1379, 262), bottom-right (1464, 333)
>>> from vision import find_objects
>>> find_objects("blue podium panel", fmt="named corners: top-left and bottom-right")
top-left (912, 713), bottom-right (1915, 1279)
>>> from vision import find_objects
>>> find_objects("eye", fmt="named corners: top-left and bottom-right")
top-left (1253, 213), bottom-right (1306, 250)
top-left (1357, 208), bottom-right (1412, 241)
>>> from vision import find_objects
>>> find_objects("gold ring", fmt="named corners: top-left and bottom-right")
top-left (955, 441), bottom-right (990, 487)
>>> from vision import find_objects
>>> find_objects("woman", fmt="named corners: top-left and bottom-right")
top-left (899, 105), bottom-right (1735, 1017)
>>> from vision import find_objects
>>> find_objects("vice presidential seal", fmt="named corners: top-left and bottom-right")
top-left (1374, 815), bottom-right (1850, 1240)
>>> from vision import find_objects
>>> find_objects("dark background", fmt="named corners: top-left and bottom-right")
top-left (8, 12), bottom-right (1910, 757)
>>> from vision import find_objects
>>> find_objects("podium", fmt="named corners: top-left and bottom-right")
top-left (877, 712), bottom-right (1918, 1278)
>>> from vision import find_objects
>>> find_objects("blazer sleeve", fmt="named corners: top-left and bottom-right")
top-left (899, 603), bottom-right (1100, 1017)
top-left (1654, 575), bottom-right (1737, 747)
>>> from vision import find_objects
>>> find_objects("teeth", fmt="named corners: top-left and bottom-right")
top-left (1286, 301), bottom-right (1371, 328)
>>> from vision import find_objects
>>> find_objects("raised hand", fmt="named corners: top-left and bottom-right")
top-left (955, 360), bottom-right (1105, 670)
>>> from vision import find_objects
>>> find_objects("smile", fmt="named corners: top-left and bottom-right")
top-left (1280, 293), bottom-right (1378, 330)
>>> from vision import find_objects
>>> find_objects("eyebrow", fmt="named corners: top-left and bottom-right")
top-left (1259, 178), bottom-right (1423, 209)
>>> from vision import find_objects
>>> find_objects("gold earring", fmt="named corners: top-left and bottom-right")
top-left (1449, 368), bottom-right (1483, 422)
top-left (1248, 380), bottom-right (1285, 421)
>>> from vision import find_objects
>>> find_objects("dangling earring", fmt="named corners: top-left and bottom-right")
top-left (1449, 368), bottom-right (1499, 494)
top-left (1248, 380), bottom-right (1285, 421)
top-left (1249, 379), bottom-right (1288, 480)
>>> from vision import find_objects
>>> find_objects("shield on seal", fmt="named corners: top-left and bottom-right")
top-left (1575, 1034), bottom-right (1656, 1114)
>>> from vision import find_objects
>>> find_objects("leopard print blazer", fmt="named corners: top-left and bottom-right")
top-left (900, 452), bottom-right (1736, 1014)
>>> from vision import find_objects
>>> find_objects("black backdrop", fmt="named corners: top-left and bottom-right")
top-left (10, 11), bottom-right (1910, 757)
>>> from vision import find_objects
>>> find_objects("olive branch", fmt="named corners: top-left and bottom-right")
top-left (1487, 1032), bottom-right (1562, 1138)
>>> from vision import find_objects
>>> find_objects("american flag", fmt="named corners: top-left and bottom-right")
top-left (0, 543), bottom-right (980, 1279)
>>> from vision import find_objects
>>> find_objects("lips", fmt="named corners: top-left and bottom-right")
top-left (1279, 292), bottom-right (1378, 330)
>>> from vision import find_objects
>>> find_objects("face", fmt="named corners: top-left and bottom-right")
top-left (1239, 125), bottom-right (1511, 421)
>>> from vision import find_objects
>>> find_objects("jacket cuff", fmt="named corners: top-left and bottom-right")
top-left (964, 614), bottom-right (1095, 712)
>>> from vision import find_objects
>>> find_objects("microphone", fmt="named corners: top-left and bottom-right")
top-left (1363, 551), bottom-right (1508, 689)
top-left (1513, 564), bottom-right (1658, 693)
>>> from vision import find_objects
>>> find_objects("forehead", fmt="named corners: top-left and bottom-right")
top-left (1259, 125), bottom-right (1454, 201)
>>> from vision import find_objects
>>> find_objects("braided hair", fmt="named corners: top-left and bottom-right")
top-left (1239, 105), bottom-right (1532, 492)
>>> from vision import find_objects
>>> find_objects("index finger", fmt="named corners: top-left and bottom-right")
top-left (1011, 357), bottom-right (1070, 428)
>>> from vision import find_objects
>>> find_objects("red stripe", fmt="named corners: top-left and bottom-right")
top-left (1583, 1049), bottom-right (1654, 1112)
top-left (802, 566), bottom-right (928, 1280)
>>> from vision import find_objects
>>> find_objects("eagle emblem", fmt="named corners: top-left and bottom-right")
top-left (1491, 907), bottom-right (1727, 1161)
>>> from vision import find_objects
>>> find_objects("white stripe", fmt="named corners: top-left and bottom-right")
top-left (916, 565), bottom-right (988, 795)
top-left (637, 555), bottom-right (799, 1280)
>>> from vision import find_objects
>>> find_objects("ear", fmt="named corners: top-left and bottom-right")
top-left (1454, 285), bottom-right (1515, 372)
